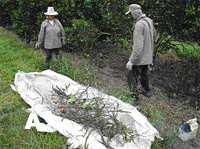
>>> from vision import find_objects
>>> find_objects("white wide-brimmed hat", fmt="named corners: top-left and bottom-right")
top-left (125, 4), bottom-right (141, 15)
top-left (44, 7), bottom-right (58, 16)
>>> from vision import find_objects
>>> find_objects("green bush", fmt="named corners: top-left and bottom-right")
top-left (0, 0), bottom-right (82, 42)
top-left (174, 42), bottom-right (200, 59)
top-left (64, 19), bottom-right (99, 51)
top-left (0, 0), bottom-right (199, 44)
top-left (0, 0), bottom-right (49, 42)
top-left (143, 0), bottom-right (200, 42)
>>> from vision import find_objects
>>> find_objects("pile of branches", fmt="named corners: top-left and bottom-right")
top-left (45, 86), bottom-right (138, 147)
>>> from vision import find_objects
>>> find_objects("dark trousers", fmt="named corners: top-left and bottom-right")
top-left (127, 65), bottom-right (150, 94)
top-left (44, 48), bottom-right (60, 63)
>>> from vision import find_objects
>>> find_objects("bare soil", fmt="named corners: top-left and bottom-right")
top-left (97, 52), bottom-right (200, 149)
top-left (68, 43), bottom-right (200, 148)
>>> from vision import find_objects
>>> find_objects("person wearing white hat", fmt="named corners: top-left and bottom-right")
top-left (35, 7), bottom-right (65, 66)
top-left (126, 4), bottom-right (156, 98)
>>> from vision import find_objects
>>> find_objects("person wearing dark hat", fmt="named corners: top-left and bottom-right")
top-left (35, 7), bottom-right (65, 66)
top-left (126, 4), bottom-right (156, 98)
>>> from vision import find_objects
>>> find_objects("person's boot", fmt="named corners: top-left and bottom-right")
top-left (142, 90), bottom-right (153, 98)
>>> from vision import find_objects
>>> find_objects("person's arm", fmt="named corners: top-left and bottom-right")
top-left (129, 22), bottom-right (144, 63)
top-left (56, 19), bottom-right (65, 45)
top-left (36, 21), bottom-right (46, 47)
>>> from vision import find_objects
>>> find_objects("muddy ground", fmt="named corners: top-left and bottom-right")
top-left (70, 42), bottom-right (200, 148)
top-left (66, 40), bottom-right (200, 148)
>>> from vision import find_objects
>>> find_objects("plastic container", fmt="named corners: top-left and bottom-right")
top-left (179, 118), bottom-right (198, 141)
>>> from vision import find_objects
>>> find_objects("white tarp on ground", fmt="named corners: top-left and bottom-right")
top-left (11, 70), bottom-right (161, 149)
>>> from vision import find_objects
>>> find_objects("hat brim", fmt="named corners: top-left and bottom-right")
top-left (125, 10), bottom-right (131, 15)
top-left (44, 12), bottom-right (58, 16)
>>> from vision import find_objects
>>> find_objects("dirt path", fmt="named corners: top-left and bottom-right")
top-left (70, 52), bottom-right (200, 149)
top-left (92, 53), bottom-right (200, 149)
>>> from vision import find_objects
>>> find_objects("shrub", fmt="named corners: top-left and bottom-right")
top-left (0, 0), bottom-right (199, 44)
top-left (64, 19), bottom-right (98, 52)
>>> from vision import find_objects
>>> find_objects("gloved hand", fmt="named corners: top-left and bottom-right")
top-left (126, 61), bottom-right (133, 70)
top-left (35, 42), bottom-right (40, 49)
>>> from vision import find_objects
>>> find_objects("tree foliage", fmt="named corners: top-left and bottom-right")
top-left (0, 0), bottom-right (199, 43)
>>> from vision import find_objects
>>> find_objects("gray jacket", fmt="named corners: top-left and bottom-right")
top-left (37, 19), bottom-right (65, 49)
top-left (129, 14), bottom-right (155, 65)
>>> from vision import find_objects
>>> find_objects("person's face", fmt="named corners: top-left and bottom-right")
top-left (131, 11), bottom-right (137, 19)
top-left (46, 15), bottom-right (55, 20)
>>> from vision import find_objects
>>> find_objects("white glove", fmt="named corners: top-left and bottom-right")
top-left (126, 61), bottom-right (133, 70)
top-left (35, 42), bottom-right (40, 49)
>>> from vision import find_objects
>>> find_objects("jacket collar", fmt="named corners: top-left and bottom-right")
top-left (136, 14), bottom-right (146, 22)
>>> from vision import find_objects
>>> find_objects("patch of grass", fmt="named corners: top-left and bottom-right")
top-left (107, 88), bottom-right (136, 104)
top-left (1, 27), bottom-right (196, 149)
top-left (152, 127), bottom-right (178, 149)
top-left (174, 41), bottom-right (200, 59)
top-left (138, 94), bottom-right (190, 149)
top-left (0, 27), bottom-right (102, 148)
top-left (49, 55), bottom-right (99, 86)
top-left (140, 103), bottom-right (166, 130)
top-left (0, 27), bottom-right (67, 147)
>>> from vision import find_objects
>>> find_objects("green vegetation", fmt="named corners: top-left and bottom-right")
top-left (0, 27), bottom-right (199, 148)
top-left (0, 1), bottom-right (199, 148)
top-left (0, 0), bottom-right (199, 43)
top-left (0, 27), bottom-right (67, 147)
top-left (0, 27), bottom-right (100, 148)
top-left (50, 59), bottom-right (95, 84)
top-left (175, 42), bottom-right (200, 59)
top-left (155, 33), bottom-right (200, 60)
top-left (64, 19), bottom-right (99, 52)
